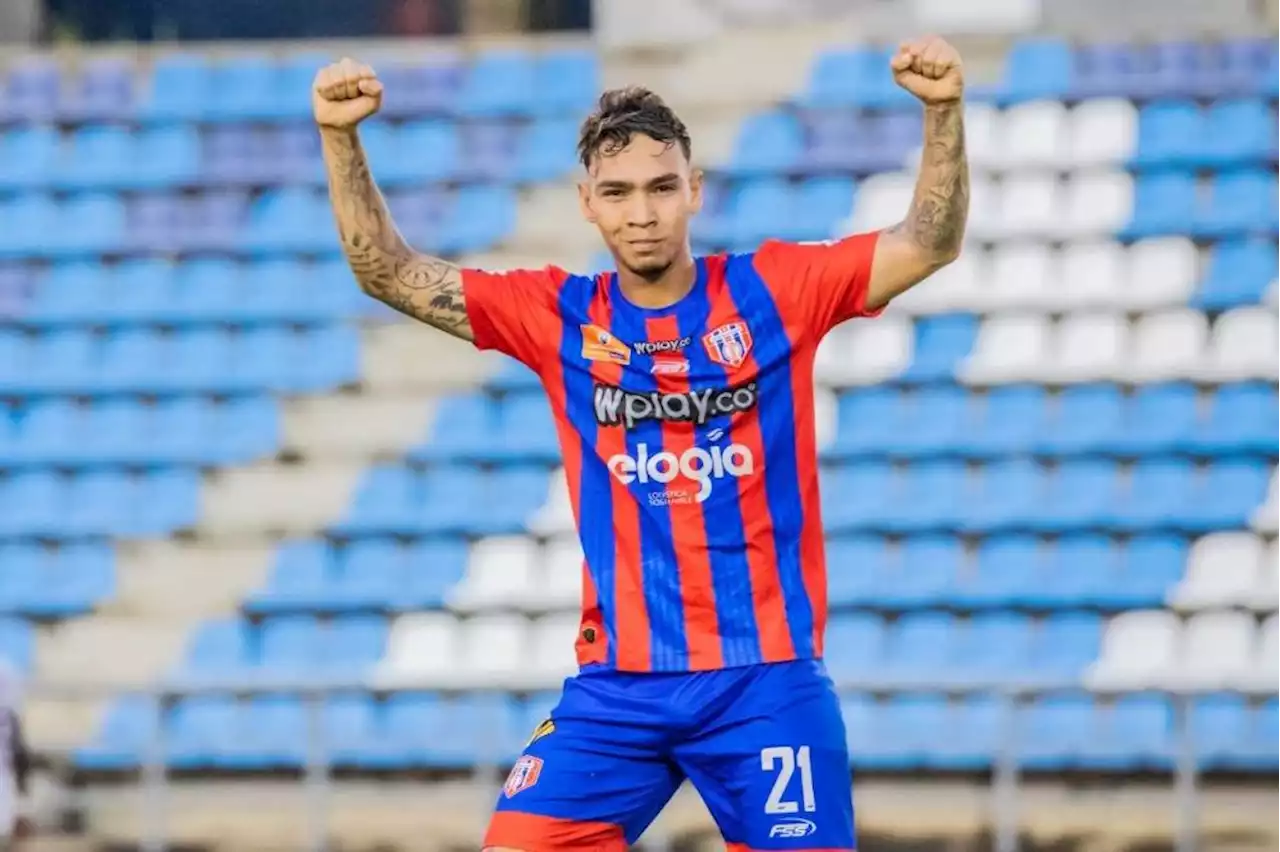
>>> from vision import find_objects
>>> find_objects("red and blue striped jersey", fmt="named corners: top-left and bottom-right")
top-left (462, 233), bottom-right (882, 672)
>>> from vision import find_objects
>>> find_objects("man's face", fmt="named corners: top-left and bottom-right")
top-left (578, 133), bottom-right (702, 280)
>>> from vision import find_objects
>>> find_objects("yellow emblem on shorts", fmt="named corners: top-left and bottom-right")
top-left (526, 718), bottom-right (555, 747)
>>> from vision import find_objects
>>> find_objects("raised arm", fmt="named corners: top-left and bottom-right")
top-left (866, 36), bottom-right (970, 312)
top-left (314, 58), bottom-right (472, 341)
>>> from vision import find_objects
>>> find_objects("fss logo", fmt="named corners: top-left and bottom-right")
top-left (768, 818), bottom-right (817, 838)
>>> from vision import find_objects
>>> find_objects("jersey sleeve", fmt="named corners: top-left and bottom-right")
top-left (461, 266), bottom-right (568, 369)
top-left (752, 231), bottom-right (884, 338)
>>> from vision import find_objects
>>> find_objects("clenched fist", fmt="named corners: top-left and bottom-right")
top-left (891, 36), bottom-right (964, 104)
top-left (313, 57), bottom-right (384, 129)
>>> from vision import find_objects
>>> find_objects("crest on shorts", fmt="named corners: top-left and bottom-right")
top-left (503, 755), bottom-right (543, 798)
top-left (702, 322), bottom-right (753, 368)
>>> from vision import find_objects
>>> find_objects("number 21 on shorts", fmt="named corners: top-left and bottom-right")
top-left (760, 745), bottom-right (816, 814)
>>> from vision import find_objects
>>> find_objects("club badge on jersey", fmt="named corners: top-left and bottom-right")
top-left (503, 755), bottom-right (544, 798)
top-left (702, 322), bottom-right (753, 368)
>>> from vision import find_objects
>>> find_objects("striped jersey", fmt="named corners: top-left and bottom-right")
top-left (462, 232), bottom-right (882, 673)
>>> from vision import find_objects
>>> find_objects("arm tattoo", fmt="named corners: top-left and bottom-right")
top-left (886, 102), bottom-right (969, 265)
top-left (320, 128), bottom-right (472, 340)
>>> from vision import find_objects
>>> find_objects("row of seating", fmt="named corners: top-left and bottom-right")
top-left (7, 260), bottom-right (379, 328)
top-left (0, 543), bottom-right (113, 615)
top-left (0, 119), bottom-right (580, 190)
top-left (0, 50), bottom-right (600, 123)
top-left (818, 459), bottom-right (1271, 535)
top-left (800, 40), bottom-right (1278, 108)
top-left (74, 689), bottom-right (1279, 773)
top-left (1090, 610), bottom-right (1276, 690)
top-left (0, 470), bottom-right (201, 539)
top-left (0, 397), bottom-right (280, 468)
top-left (0, 185), bottom-right (516, 257)
top-left (176, 616), bottom-right (389, 681)
top-left (0, 327), bottom-right (361, 396)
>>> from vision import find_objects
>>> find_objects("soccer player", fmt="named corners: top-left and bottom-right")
top-left (314, 36), bottom-right (968, 852)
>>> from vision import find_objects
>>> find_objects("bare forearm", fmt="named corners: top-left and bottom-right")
top-left (320, 127), bottom-right (472, 340)
top-left (898, 102), bottom-right (969, 264)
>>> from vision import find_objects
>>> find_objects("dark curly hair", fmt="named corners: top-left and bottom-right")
top-left (577, 86), bottom-right (692, 169)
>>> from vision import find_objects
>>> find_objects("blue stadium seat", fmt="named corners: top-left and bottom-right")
top-left (140, 54), bottom-right (211, 122)
top-left (429, 694), bottom-right (525, 767)
top-left (185, 190), bottom-right (247, 253)
top-left (378, 61), bottom-right (461, 118)
top-left (1001, 39), bottom-right (1074, 102)
top-left (0, 195), bottom-right (58, 259)
top-left (1123, 172), bottom-right (1198, 239)
top-left (1196, 240), bottom-right (1279, 310)
top-left (1072, 43), bottom-right (1139, 98)
top-left (727, 114), bottom-right (803, 177)
top-left (1032, 460), bottom-right (1118, 533)
top-left (212, 395), bottom-right (280, 463)
top-left (2, 58), bottom-right (58, 123)
top-left (58, 194), bottom-right (127, 257)
top-left (65, 470), bottom-right (133, 535)
top-left (1193, 170), bottom-right (1279, 239)
top-left (395, 539), bottom-right (468, 610)
top-left (221, 695), bottom-right (307, 769)
top-left (168, 696), bottom-right (236, 768)
top-left (0, 472), bottom-right (64, 539)
top-left (1107, 383), bottom-right (1198, 457)
top-left (822, 462), bottom-right (895, 532)
top-left (176, 619), bottom-right (251, 681)
top-left (1018, 695), bottom-right (1096, 770)
top-left (1187, 383), bottom-right (1278, 457)
top-left (1248, 700), bottom-right (1278, 770)
top-left (961, 386), bottom-right (1047, 458)
top-left (825, 536), bottom-right (887, 607)
top-left (531, 50), bottom-right (598, 115)
top-left (133, 126), bottom-right (201, 190)
top-left (956, 535), bottom-right (1042, 608)
top-left (323, 693), bottom-right (380, 766)
top-left (823, 613), bottom-right (885, 683)
top-left (497, 393), bottom-right (561, 465)
top-left (457, 52), bottom-right (535, 117)
top-left (330, 542), bottom-right (403, 610)
top-left (514, 119), bottom-right (579, 183)
top-left (459, 121), bottom-right (519, 182)
top-left (842, 694), bottom-right (891, 768)
top-left (334, 465), bottom-right (423, 536)
top-left (207, 59), bottom-right (281, 122)
top-left (1131, 102), bottom-right (1204, 169)
top-left (96, 329), bottom-right (160, 394)
top-left (56, 126), bottom-right (133, 190)
top-left (875, 693), bottom-right (949, 769)
top-left (10, 401), bottom-right (79, 466)
top-left (57, 57), bottom-right (134, 121)
top-left (1176, 461), bottom-right (1271, 532)
top-left (1201, 99), bottom-right (1277, 167)
top-left (79, 400), bottom-right (149, 466)
top-left (290, 326), bottom-right (361, 392)
top-left (884, 461), bottom-right (968, 533)
top-left (326, 616), bottom-right (387, 675)
top-left (961, 460), bottom-right (1043, 534)
top-left (74, 696), bottom-right (158, 770)
top-left (887, 386), bottom-right (968, 459)
top-left (1189, 694), bottom-right (1256, 770)
top-left (877, 535), bottom-right (959, 608)
top-left (260, 616), bottom-right (323, 676)
top-left (1036, 385), bottom-right (1124, 457)
top-left (247, 542), bottom-right (333, 614)
top-left (960, 614), bottom-right (1035, 684)
top-left (25, 261), bottom-right (103, 325)
top-left (1037, 536), bottom-right (1117, 608)
top-left (900, 314), bottom-right (977, 383)
top-left (437, 184), bottom-right (516, 254)
top-left (131, 468), bottom-right (201, 536)
top-left (242, 188), bottom-right (332, 254)
top-left (0, 127), bottom-right (59, 191)
top-left (1108, 459), bottom-right (1194, 531)
top-left (1083, 695), bottom-right (1173, 770)
top-left (413, 395), bottom-right (499, 463)
top-left (882, 612), bottom-right (956, 685)
top-left (1033, 614), bottom-right (1102, 677)
top-left (931, 695), bottom-right (1004, 770)
top-left (30, 330), bottom-right (95, 395)
top-left (830, 389), bottom-right (902, 459)
top-left (800, 49), bottom-right (877, 108)
top-left (1106, 534), bottom-right (1186, 608)
top-left (793, 177), bottom-right (857, 239)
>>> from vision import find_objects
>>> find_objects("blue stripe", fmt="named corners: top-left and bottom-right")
top-left (557, 274), bottom-right (617, 668)
top-left (722, 254), bottom-right (814, 658)
top-left (679, 270), bottom-right (763, 667)
top-left (607, 275), bottom-right (688, 671)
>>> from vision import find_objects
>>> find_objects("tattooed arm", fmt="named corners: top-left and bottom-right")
top-left (866, 37), bottom-right (970, 312)
top-left (320, 127), bottom-right (472, 340)
top-left (313, 58), bottom-right (473, 341)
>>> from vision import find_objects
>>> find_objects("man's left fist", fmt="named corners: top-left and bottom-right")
top-left (891, 36), bottom-right (964, 104)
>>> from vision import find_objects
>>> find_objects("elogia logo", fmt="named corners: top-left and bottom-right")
top-left (606, 442), bottom-right (755, 503)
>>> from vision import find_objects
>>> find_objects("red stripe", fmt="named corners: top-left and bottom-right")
top-left (706, 268), bottom-right (795, 663)
top-left (484, 811), bottom-right (627, 851)
top-left (786, 345), bottom-right (829, 654)
top-left (587, 289), bottom-right (651, 671)
top-left (645, 314), bottom-right (722, 670)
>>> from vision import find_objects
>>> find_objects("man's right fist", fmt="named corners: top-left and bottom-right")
top-left (313, 58), bottom-right (383, 129)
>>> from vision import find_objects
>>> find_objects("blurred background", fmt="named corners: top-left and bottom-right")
top-left (0, 0), bottom-right (1276, 850)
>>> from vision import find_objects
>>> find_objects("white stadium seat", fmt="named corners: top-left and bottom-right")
top-left (1253, 615), bottom-right (1279, 689)
top-left (527, 468), bottom-right (575, 536)
top-left (817, 314), bottom-right (913, 386)
top-left (448, 536), bottom-right (537, 610)
top-left (848, 172), bottom-right (914, 233)
top-left (1176, 611), bottom-right (1256, 689)
top-left (1201, 308), bottom-right (1279, 382)
top-left (528, 614), bottom-right (582, 683)
top-left (1086, 610), bottom-right (1179, 689)
top-left (996, 174), bottom-right (1060, 239)
top-left (999, 101), bottom-right (1069, 169)
top-left (1255, 539), bottom-right (1279, 610)
top-left (1047, 312), bottom-right (1127, 383)
top-left (1253, 471), bottom-right (1279, 534)
top-left (1060, 171), bottom-right (1133, 239)
top-left (814, 386), bottom-right (838, 451)
top-left (1123, 237), bottom-right (1200, 310)
top-left (1067, 98), bottom-right (1138, 167)
top-left (1048, 241), bottom-right (1126, 311)
top-left (1173, 532), bottom-right (1264, 610)
top-left (1124, 308), bottom-right (1209, 381)
top-left (959, 315), bottom-right (1049, 384)
top-left (892, 250), bottom-right (982, 314)
top-left (373, 612), bottom-right (462, 687)
top-left (459, 615), bottom-right (527, 686)
top-left (975, 243), bottom-right (1057, 311)
top-left (962, 102), bottom-right (1002, 170)
top-left (532, 536), bottom-right (584, 611)
top-left (964, 173), bottom-right (1002, 241)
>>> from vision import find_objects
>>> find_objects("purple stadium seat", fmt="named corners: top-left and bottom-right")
top-left (273, 123), bottom-right (323, 183)
top-left (458, 120), bottom-right (517, 180)
top-left (183, 191), bottom-right (247, 252)
top-left (378, 61), bottom-right (462, 118)
top-left (59, 57), bottom-right (135, 122)
top-left (4, 57), bottom-right (60, 123)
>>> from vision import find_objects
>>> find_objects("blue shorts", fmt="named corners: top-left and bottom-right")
top-left (484, 658), bottom-right (855, 851)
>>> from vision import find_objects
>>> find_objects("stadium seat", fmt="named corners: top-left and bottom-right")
top-left (1177, 611), bottom-right (1256, 689)
top-left (1202, 99), bottom-right (1277, 167)
top-left (816, 316), bottom-right (912, 387)
top-left (1000, 39), bottom-right (1074, 102)
top-left (448, 537), bottom-right (537, 610)
top-left (1018, 695), bottom-right (1096, 770)
top-left (1086, 610), bottom-right (1179, 689)
top-left (1045, 313), bottom-right (1126, 384)
top-left (1194, 170), bottom-right (1279, 238)
top-left (1125, 309), bottom-right (1208, 381)
top-left (1187, 383), bottom-right (1278, 457)
top-left (1124, 237), bottom-right (1200, 310)
top-left (998, 101), bottom-right (1068, 169)
top-left (456, 51), bottom-right (534, 117)
top-left (1061, 172), bottom-right (1133, 239)
top-left (1197, 240), bottom-right (1279, 310)
top-left (1123, 172), bottom-right (1197, 238)
top-left (1067, 99), bottom-right (1138, 166)
top-left (374, 613), bottom-right (462, 688)
top-left (1109, 382), bottom-right (1199, 457)
top-left (1201, 308), bottom-right (1278, 381)
top-left (959, 315), bottom-right (1047, 385)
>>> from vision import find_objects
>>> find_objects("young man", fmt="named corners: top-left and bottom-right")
top-left (314, 37), bottom-right (969, 852)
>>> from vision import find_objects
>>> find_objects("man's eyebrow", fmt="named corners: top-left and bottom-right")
top-left (595, 174), bottom-right (681, 192)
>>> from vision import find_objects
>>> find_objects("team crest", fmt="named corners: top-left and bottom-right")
top-left (702, 322), bottom-right (754, 368)
top-left (503, 755), bottom-right (543, 798)
top-left (581, 324), bottom-right (631, 365)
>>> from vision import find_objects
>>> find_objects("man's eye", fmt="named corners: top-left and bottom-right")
top-left (653, 184), bottom-right (676, 194)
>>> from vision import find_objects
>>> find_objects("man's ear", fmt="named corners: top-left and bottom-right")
top-left (577, 180), bottom-right (598, 224)
top-left (689, 167), bottom-right (705, 214)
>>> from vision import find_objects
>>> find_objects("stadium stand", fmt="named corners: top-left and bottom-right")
top-left (0, 25), bottom-right (1275, 852)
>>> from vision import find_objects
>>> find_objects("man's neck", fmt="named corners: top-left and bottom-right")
top-left (615, 251), bottom-right (697, 310)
